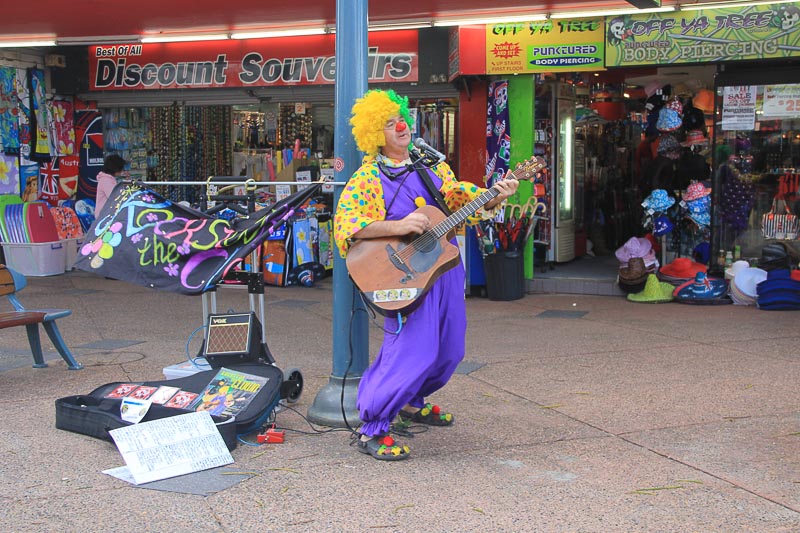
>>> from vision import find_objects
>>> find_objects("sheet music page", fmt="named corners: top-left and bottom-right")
top-left (108, 411), bottom-right (233, 485)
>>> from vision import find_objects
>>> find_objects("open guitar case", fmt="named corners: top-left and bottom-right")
top-left (55, 361), bottom-right (292, 451)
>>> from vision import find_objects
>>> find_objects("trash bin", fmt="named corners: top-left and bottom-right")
top-left (483, 251), bottom-right (524, 301)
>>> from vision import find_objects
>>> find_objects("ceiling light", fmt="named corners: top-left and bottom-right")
top-left (434, 14), bottom-right (548, 27)
top-left (230, 28), bottom-right (327, 39)
top-left (369, 22), bottom-right (432, 31)
top-left (680, 0), bottom-right (794, 10)
top-left (0, 38), bottom-right (56, 48)
top-left (57, 35), bottom-right (141, 45)
top-left (550, 6), bottom-right (674, 19)
top-left (141, 34), bottom-right (229, 43)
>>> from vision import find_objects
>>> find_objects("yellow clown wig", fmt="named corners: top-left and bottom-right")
top-left (349, 89), bottom-right (413, 156)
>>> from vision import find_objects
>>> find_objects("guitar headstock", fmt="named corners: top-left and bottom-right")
top-left (510, 156), bottom-right (546, 181)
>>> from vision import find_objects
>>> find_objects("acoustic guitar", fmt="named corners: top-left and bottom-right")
top-left (346, 156), bottom-right (545, 316)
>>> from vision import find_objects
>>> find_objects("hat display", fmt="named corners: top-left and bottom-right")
top-left (674, 271), bottom-right (730, 304)
top-left (672, 83), bottom-right (692, 98)
top-left (652, 215), bottom-right (675, 237)
top-left (688, 210), bottom-right (710, 227)
top-left (681, 130), bottom-right (709, 147)
top-left (730, 267), bottom-right (766, 305)
top-left (665, 97), bottom-right (683, 115)
top-left (682, 105), bottom-right (707, 132)
top-left (659, 257), bottom-right (707, 279)
top-left (619, 257), bottom-right (648, 282)
top-left (724, 260), bottom-right (749, 280)
top-left (693, 89), bottom-right (714, 113)
top-left (683, 182), bottom-right (711, 201)
top-left (642, 189), bottom-right (676, 213)
top-left (758, 243), bottom-right (793, 271)
top-left (756, 269), bottom-right (800, 310)
top-left (657, 134), bottom-right (682, 154)
top-left (756, 268), bottom-right (800, 294)
top-left (627, 274), bottom-right (675, 304)
top-left (656, 108), bottom-right (682, 132)
top-left (615, 236), bottom-right (657, 267)
top-left (734, 267), bottom-right (767, 298)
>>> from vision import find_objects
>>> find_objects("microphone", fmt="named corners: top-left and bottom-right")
top-left (413, 138), bottom-right (446, 164)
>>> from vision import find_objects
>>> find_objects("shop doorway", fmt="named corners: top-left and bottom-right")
top-left (531, 66), bottom-right (717, 294)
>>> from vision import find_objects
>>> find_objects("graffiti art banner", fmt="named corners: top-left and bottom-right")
top-left (487, 19), bottom-right (605, 74)
top-left (605, 2), bottom-right (800, 67)
top-left (75, 181), bottom-right (321, 294)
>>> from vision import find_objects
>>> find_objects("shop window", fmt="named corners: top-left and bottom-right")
top-left (713, 83), bottom-right (800, 267)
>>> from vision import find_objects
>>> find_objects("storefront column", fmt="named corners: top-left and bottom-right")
top-left (307, 0), bottom-right (369, 427)
top-left (507, 75), bottom-right (535, 279)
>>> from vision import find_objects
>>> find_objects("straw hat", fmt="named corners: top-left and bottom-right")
top-left (627, 274), bottom-right (675, 304)
top-left (619, 257), bottom-right (648, 283)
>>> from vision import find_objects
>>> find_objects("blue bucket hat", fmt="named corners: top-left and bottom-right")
top-left (652, 215), bottom-right (674, 236)
top-left (642, 189), bottom-right (676, 213)
top-left (656, 108), bottom-right (682, 132)
top-left (688, 210), bottom-right (710, 227)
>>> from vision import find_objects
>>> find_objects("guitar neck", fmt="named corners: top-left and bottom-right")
top-left (429, 188), bottom-right (500, 239)
top-left (426, 156), bottom-right (542, 239)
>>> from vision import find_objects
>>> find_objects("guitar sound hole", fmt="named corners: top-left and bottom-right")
top-left (414, 236), bottom-right (437, 254)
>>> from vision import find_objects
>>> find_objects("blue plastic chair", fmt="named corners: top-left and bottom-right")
top-left (5, 267), bottom-right (83, 370)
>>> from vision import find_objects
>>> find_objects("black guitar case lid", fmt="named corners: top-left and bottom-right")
top-left (55, 362), bottom-right (284, 451)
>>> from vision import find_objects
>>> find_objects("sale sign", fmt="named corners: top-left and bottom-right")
top-left (721, 86), bottom-right (757, 131)
top-left (763, 85), bottom-right (800, 118)
top-left (88, 31), bottom-right (418, 90)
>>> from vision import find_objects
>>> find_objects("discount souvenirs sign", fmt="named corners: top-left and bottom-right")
top-left (88, 30), bottom-right (418, 90)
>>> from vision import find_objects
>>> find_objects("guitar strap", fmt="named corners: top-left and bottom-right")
top-left (411, 156), bottom-right (452, 216)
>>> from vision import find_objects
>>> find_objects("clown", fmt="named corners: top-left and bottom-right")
top-left (334, 89), bottom-right (518, 461)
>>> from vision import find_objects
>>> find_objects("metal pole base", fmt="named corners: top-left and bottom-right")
top-left (307, 374), bottom-right (362, 428)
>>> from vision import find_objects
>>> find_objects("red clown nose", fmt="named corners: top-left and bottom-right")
top-left (395, 121), bottom-right (407, 132)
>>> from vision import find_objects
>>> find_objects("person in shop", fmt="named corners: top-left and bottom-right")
top-left (333, 89), bottom-right (518, 461)
top-left (94, 154), bottom-right (128, 215)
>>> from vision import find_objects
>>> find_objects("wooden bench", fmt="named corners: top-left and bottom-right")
top-left (0, 264), bottom-right (82, 370)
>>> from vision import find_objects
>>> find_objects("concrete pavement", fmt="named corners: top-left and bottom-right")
top-left (0, 270), bottom-right (798, 532)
